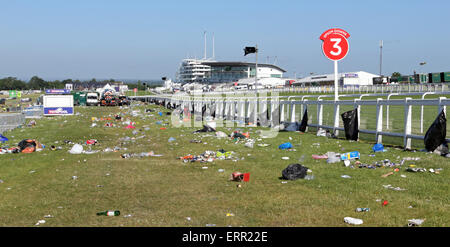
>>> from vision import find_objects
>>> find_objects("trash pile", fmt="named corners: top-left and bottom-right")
top-left (230, 131), bottom-right (249, 140)
top-left (103, 146), bottom-right (127, 153)
top-left (406, 166), bottom-right (442, 174)
top-left (120, 151), bottom-right (162, 159)
top-left (179, 149), bottom-right (236, 163)
top-left (1, 139), bottom-right (45, 154)
top-left (311, 151), bottom-right (360, 165)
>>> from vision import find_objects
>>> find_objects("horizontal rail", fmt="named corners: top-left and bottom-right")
top-left (137, 93), bottom-right (449, 150)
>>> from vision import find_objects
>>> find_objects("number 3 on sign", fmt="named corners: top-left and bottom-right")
top-left (320, 28), bottom-right (350, 61)
top-left (329, 38), bottom-right (342, 56)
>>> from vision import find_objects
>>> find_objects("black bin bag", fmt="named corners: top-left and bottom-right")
top-left (281, 164), bottom-right (308, 180)
top-left (424, 110), bottom-right (447, 152)
top-left (341, 108), bottom-right (358, 141)
top-left (299, 109), bottom-right (308, 132)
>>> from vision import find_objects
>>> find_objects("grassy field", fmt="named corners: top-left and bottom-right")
top-left (0, 100), bottom-right (448, 227)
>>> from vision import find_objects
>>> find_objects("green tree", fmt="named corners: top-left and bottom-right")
top-left (28, 76), bottom-right (47, 90)
top-left (0, 77), bottom-right (27, 90)
top-left (392, 72), bottom-right (402, 77)
top-left (62, 79), bottom-right (73, 84)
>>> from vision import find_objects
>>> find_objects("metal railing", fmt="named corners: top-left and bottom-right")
top-left (191, 83), bottom-right (449, 95)
top-left (0, 113), bottom-right (25, 135)
top-left (133, 92), bottom-right (449, 150)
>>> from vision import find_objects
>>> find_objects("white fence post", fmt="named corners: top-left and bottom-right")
top-left (333, 101), bottom-right (340, 136)
top-left (438, 97), bottom-right (447, 116)
top-left (215, 99), bottom-right (222, 120)
top-left (246, 98), bottom-right (252, 120)
top-left (250, 98), bottom-right (257, 126)
top-left (238, 99), bottom-right (245, 125)
top-left (290, 101), bottom-right (296, 122)
top-left (404, 97), bottom-right (412, 150)
top-left (226, 100), bottom-right (232, 120)
top-left (317, 99), bottom-right (323, 132)
top-left (352, 99), bottom-right (361, 131)
top-left (260, 97), bottom-right (269, 127)
top-left (270, 99), bottom-right (276, 126)
top-left (375, 98), bottom-right (383, 144)
top-left (280, 102), bottom-right (285, 122)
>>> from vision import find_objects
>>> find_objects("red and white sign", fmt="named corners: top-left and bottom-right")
top-left (320, 28), bottom-right (350, 61)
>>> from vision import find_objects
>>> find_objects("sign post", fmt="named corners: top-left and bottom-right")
top-left (320, 28), bottom-right (350, 101)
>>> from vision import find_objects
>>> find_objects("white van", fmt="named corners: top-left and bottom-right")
top-left (86, 92), bottom-right (100, 106)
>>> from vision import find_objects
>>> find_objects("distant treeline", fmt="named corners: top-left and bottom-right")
top-left (128, 80), bottom-right (163, 91)
top-left (0, 76), bottom-right (163, 90)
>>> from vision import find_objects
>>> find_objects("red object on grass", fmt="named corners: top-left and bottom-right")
top-left (382, 200), bottom-right (389, 206)
top-left (243, 173), bottom-right (250, 182)
top-left (86, 140), bottom-right (96, 145)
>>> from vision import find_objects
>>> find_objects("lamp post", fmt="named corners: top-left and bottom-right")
top-left (379, 40), bottom-right (383, 76)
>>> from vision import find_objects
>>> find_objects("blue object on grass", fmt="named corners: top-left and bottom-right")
top-left (372, 143), bottom-right (385, 152)
top-left (0, 135), bottom-right (8, 143)
top-left (278, 142), bottom-right (293, 150)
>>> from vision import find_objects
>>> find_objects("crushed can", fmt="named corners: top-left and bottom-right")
top-left (340, 151), bottom-right (360, 161)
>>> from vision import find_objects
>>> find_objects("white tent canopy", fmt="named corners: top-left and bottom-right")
top-left (96, 83), bottom-right (117, 94)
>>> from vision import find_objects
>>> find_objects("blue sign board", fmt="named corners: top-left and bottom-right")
top-left (43, 107), bottom-right (74, 115)
top-left (344, 73), bottom-right (358, 78)
top-left (45, 89), bottom-right (71, 94)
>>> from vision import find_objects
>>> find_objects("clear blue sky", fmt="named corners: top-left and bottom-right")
top-left (1, 0), bottom-right (449, 81)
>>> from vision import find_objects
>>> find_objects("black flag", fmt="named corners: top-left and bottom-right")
top-left (424, 110), bottom-right (447, 152)
top-left (299, 109), bottom-right (308, 132)
top-left (244, 46), bottom-right (257, 56)
top-left (341, 108), bottom-right (359, 141)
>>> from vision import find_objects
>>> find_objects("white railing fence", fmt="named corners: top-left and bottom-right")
top-left (133, 94), bottom-right (449, 150)
top-left (196, 83), bottom-right (449, 95)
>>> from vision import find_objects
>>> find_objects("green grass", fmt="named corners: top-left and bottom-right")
top-left (125, 90), bottom-right (156, 96)
top-left (0, 102), bottom-right (448, 227)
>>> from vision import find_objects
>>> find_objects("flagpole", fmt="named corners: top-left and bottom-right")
top-left (255, 44), bottom-right (258, 94)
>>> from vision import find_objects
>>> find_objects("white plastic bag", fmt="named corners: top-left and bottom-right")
top-left (69, 144), bottom-right (83, 154)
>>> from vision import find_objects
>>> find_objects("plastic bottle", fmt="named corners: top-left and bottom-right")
top-left (356, 208), bottom-right (370, 212)
top-left (304, 169), bottom-right (315, 180)
top-left (97, 210), bottom-right (120, 216)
